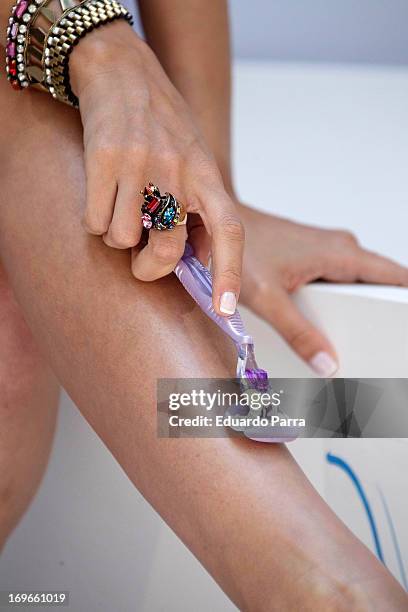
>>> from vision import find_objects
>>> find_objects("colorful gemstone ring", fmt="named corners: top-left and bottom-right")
top-left (140, 183), bottom-right (187, 231)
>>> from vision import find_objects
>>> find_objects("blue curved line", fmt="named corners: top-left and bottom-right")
top-left (377, 486), bottom-right (408, 590)
top-left (326, 452), bottom-right (384, 563)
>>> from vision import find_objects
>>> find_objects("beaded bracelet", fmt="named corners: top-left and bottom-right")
top-left (5, 0), bottom-right (133, 106)
top-left (5, 0), bottom-right (45, 91)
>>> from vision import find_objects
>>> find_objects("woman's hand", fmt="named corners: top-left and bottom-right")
top-left (238, 203), bottom-right (408, 376)
top-left (69, 21), bottom-right (244, 316)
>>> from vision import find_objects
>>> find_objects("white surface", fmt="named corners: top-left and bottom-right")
top-left (1, 62), bottom-right (407, 611)
top-left (233, 62), bottom-right (408, 265)
top-left (325, 439), bottom-right (408, 589)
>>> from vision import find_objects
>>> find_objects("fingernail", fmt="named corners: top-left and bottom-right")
top-left (309, 351), bottom-right (338, 377)
top-left (220, 291), bottom-right (237, 315)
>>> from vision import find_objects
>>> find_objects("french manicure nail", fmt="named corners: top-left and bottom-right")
top-left (309, 351), bottom-right (338, 377)
top-left (220, 291), bottom-right (237, 315)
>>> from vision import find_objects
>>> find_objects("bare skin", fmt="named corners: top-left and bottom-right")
top-left (0, 61), bottom-right (407, 611)
top-left (0, 265), bottom-right (59, 550)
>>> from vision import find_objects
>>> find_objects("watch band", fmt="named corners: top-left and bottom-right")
top-left (44, 0), bottom-right (133, 106)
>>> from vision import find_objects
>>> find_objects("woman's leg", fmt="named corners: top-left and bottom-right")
top-left (0, 264), bottom-right (59, 549)
top-left (0, 69), bottom-right (406, 610)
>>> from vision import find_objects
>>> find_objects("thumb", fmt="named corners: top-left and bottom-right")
top-left (256, 287), bottom-right (339, 377)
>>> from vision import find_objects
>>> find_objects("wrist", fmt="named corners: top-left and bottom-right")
top-left (69, 20), bottom-right (146, 97)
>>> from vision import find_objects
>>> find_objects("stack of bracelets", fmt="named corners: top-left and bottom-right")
top-left (5, 0), bottom-right (133, 106)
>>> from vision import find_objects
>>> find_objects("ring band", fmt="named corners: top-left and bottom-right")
top-left (140, 182), bottom-right (187, 231)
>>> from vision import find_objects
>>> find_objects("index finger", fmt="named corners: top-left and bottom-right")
top-left (198, 187), bottom-right (245, 316)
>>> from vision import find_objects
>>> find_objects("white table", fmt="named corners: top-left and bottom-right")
top-left (1, 62), bottom-right (407, 611)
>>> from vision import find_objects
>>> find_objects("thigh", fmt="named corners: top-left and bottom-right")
top-left (0, 262), bottom-right (59, 547)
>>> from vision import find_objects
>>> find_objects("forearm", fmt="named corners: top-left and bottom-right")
top-left (138, 0), bottom-right (233, 192)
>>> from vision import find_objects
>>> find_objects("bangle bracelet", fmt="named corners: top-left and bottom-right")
top-left (5, 0), bottom-right (133, 106)
top-left (46, 0), bottom-right (133, 107)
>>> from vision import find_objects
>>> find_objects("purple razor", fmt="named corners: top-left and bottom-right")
top-left (174, 244), bottom-right (297, 443)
